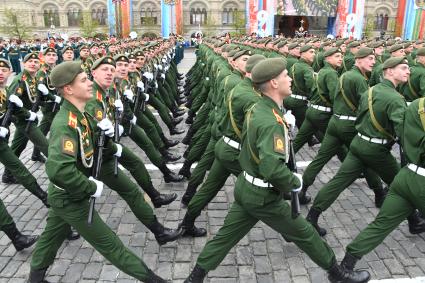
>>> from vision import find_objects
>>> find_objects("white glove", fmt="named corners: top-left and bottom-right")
top-left (154, 82), bottom-right (158, 89)
top-left (284, 110), bottom-right (296, 129)
top-left (123, 89), bottom-right (134, 101)
top-left (130, 115), bottom-right (137, 125)
top-left (37, 84), bottom-right (49, 96)
top-left (97, 118), bottom-right (114, 137)
top-left (0, 127), bottom-right (9, 138)
top-left (114, 143), bottom-right (123, 158)
top-left (158, 65), bottom-right (163, 71)
top-left (160, 73), bottom-right (165, 79)
top-left (54, 95), bottom-right (62, 104)
top-left (9, 94), bottom-right (23, 108)
top-left (114, 99), bottom-right (124, 112)
top-left (154, 64), bottom-right (159, 70)
top-left (143, 72), bottom-right (150, 80)
top-left (205, 77), bottom-right (210, 81)
top-left (137, 81), bottom-right (145, 91)
top-left (89, 176), bottom-right (104, 198)
top-left (118, 124), bottom-right (124, 137)
top-left (144, 93), bottom-right (150, 102)
top-left (162, 58), bottom-right (166, 63)
top-left (26, 111), bottom-right (37, 121)
top-left (292, 173), bottom-right (303, 192)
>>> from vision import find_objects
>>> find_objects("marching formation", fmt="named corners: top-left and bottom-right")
top-left (0, 34), bottom-right (425, 283)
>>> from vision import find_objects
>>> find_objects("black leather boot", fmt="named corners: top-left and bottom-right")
top-left (179, 160), bottom-right (192, 179)
top-left (31, 149), bottom-right (46, 163)
top-left (373, 187), bottom-right (388, 208)
top-left (307, 136), bottom-right (320, 147)
top-left (2, 223), bottom-right (38, 251)
top-left (145, 268), bottom-right (171, 283)
top-left (185, 112), bottom-right (195, 124)
top-left (28, 267), bottom-right (50, 283)
top-left (160, 133), bottom-right (179, 148)
top-left (169, 127), bottom-right (185, 135)
top-left (2, 169), bottom-right (17, 184)
top-left (172, 116), bottom-right (184, 127)
top-left (184, 264), bottom-right (207, 283)
top-left (327, 261), bottom-right (370, 283)
top-left (159, 148), bottom-right (181, 162)
top-left (179, 213), bottom-right (207, 237)
top-left (144, 183), bottom-right (177, 208)
top-left (182, 126), bottom-right (195, 145)
top-left (158, 162), bottom-right (184, 183)
top-left (32, 185), bottom-right (49, 208)
top-left (408, 210), bottom-right (425, 234)
top-left (306, 207), bottom-right (327, 236)
top-left (146, 217), bottom-right (182, 245)
top-left (172, 108), bottom-right (186, 118)
top-left (299, 185), bottom-right (311, 205)
top-left (67, 228), bottom-right (80, 241)
top-left (341, 252), bottom-right (361, 272)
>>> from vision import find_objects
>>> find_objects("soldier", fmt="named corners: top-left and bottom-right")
top-left (370, 44), bottom-right (405, 87)
top-left (27, 61), bottom-right (171, 283)
top-left (402, 47), bottom-right (425, 102)
top-left (339, 97), bottom-right (425, 278)
top-left (341, 41), bottom-right (360, 74)
top-left (307, 57), bottom-right (425, 236)
top-left (61, 46), bottom-right (75, 62)
top-left (184, 58), bottom-right (370, 283)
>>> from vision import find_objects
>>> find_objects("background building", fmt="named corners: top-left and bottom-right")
top-left (0, 0), bottom-right (398, 39)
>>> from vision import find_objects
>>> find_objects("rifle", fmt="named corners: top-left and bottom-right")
top-left (287, 127), bottom-right (300, 219)
top-left (113, 87), bottom-right (121, 177)
top-left (1, 102), bottom-right (15, 132)
top-left (25, 86), bottom-right (43, 132)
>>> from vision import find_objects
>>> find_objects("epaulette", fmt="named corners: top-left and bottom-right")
top-left (96, 90), bottom-right (102, 101)
top-left (272, 108), bottom-right (284, 125)
top-left (68, 111), bottom-right (77, 128)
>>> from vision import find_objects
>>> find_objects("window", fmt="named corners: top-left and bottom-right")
top-left (67, 5), bottom-right (83, 27)
top-left (140, 2), bottom-right (158, 25)
top-left (43, 5), bottom-right (60, 27)
top-left (222, 4), bottom-right (238, 25)
top-left (91, 4), bottom-right (107, 25)
top-left (375, 8), bottom-right (390, 30)
top-left (190, 6), bottom-right (207, 25)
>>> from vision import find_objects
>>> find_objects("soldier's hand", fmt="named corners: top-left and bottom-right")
top-left (0, 126), bottom-right (9, 138)
top-left (114, 99), bottom-right (124, 112)
top-left (123, 89), bottom-right (134, 101)
top-left (160, 73), bottom-right (165, 79)
top-left (144, 93), bottom-right (150, 102)
top-left (9, 94), bottom-right (23, 108)
top-left (37, 84), bottom-right (49, 96)
top-left (118, 124), bottom-right (124, 137)
top-left (292, 173), bottom-right (303, 192)
top-left (130, 115), bottom-right (137, 125)
top-left (284, 110), bottom-right (296, 129)
top-left (26, 111), bottom-right (37, 121)
top-left (114, 143), bottom-right (123, 157)
top-left (89, 177), bottom-right (104, 198)
top-left (97, 118), bottom-right (114, 137)
top-left (54, 95), bottom-right (62, 104)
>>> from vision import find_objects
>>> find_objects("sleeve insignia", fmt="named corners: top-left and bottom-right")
top-left (272, 109), bottom-right (284, 125)
top-left (96, 109), bottom-right (103, 121)
top-left (273, 134), bottom-right (285, 154)
top-left (96, 91), bottom-right (102, 101)
top-left (62, 136), bottom-right (76, 156)
top-left (68, 112), bottom-right (77, 128)
top-left (16, 87), bottom-right (23, 95)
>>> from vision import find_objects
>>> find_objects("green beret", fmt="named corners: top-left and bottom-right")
top-left (288, 43), bottom-right (299, 50)
top-left (276, 41), bottom-right (287, 48)
top-left (23, 52), bottom-right (39, 62)
top-left (91, 56), bottom-right (116, 71)
top-left (128, 53), bottom-right (137, 60)
top-left (246, 54), bottom-right (266, 73)
top-left (403, 42), bottom-right (412, 49)
top-left (50, 61), bottom-right (83, 88)
top-left (323, 47), bottom-right (342, 58)
top-left (227, 48), bottom-right (240, 58)
top-left (0, 59), bottom-right (11, 69)
top-left (43, 47), bottom-right (56, 55)
top-left (321, 41), bottom-right (332, 48)
top-left (347, 41), bottom-right (360, 49)
top-left (113, 54), bottom-right (129, 63)
top-left (79, 45), bottom-right (89, 51)
top-left (134, 50), bottom-right (144, 57)
top-left (251, 58), bottom-right (287, 84)
top-left (388, 44), bottom-right (404, 53)
top-left (89, 43), bottom-right (98, 49)
top-left (233, 49), bottom-right (251, 61)
top-left (386, 39), bottom-right (396, 47)
top-left (62, 46), bottom-right (74, 53)
top-left (335, 40), bottom-right (345, 47)
top-left (300, 44), bottom-right (313, 53)
top-left (415, 40), bottom-right (425, 45)
top-left (368, 41), bottom-right (384, 49)
top-left (382, 56), bottom-right (409, 70)
top-left (355, 47), bottom-right (374, 59)
top-left (416, 47), bottom-right (425, 56)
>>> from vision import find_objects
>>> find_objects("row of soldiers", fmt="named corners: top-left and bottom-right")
top-left (0, 36), bottom-right (196, 282)
top-left (174, 35), bottom-right (425, 282)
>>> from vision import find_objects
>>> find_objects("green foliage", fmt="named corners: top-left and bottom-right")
top-left (364, 14), bottom-right (375, 38)
top-left (80, 11), bottom-right (101, 38)
top-left (232, 10), bottom-right (246, 35)
top-left (1, 8), bottom-right (31, 40)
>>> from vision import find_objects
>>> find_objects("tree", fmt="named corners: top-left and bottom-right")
top-left (232, 10), bottom-right (246, 35)
top-left (0, 9), bottom-right (31, 40)
top-left (80, 11), bottom-right (101, 38)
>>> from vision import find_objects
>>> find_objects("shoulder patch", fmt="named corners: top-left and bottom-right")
top-left (68, 112), bottom-right (77, 128)
top-left (16, 87), bottom-right (23, 95)
top-left (273, 134), bottom-right (285, 154)
top-left (62, 136), bottom-right (77, 156)
top-left (95, 109), bottom-right (103, 121)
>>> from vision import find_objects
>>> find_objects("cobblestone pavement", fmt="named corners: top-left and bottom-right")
top-left (1, 49), bottom-right (425, 283)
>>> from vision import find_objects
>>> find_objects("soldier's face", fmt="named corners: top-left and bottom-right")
top-left (45, 52), bottom-right (57, 65)
top-left (63, 50), bottom-right (74, 61)
top-left (389, 64), bottom-right (410, 83)
top-left (115, 61), bottom-right (129, 79)
top-left (24, 59), bottom-right (40, 74)
top-left (80, 49), bottom-right (89, 58)
top-left (128, 59), bottom-right (137, 72)
top-left (235, 55), bottom-right (250, 74)
top-left (90, 47), bottom-right (98, 55)
top-left (0, 67), bottom-right (11, 86)
top-left (301, 49), bottom-right (315, 63)
top-left (392, 49), bottom-right (405, 57)
top-left (417, 55), bottom-right (425, 65)
top-left (136, 56), bottom-right (145, 67)
top-left (274, 69), bottom-right (292, 98)
top-left (374, 46), bottom-right (384, 56)
top-left (66, 72), bottom-right (93, 102)
top-left (92, 64), bottom-right (115, 90)
top-left (357, 55), bottom-right (376, 72)
top-left (340, 44), bottom-right (347, 53)
top-left (326, 52), bottom-right (343, 68)
top-left (290, 47), bottom-right (300, 57)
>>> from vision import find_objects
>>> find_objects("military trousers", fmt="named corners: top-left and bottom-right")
top-left (186, 124), bottom-right (211, 163)
top-left (157, 85), bottom-right (173, 110)
top-left (302, 117), bottom-right (381, 190)
top-left (0, 198), bottom-right (14, 230)
top-left (30, 199), bottom-right (151, 281)
top-left (196, 175), bottom-right (336, 271)
top-left (347, 166), bottom-right (425, 258)
top-left (187, 139), bottom-right (241, 219)
top-left (187, 136), bottom-right (218, 190)
top-left (313, 136), bottom-right (400, 212)
top-left (135, 111), bottom-right (165, 150)
top-left (128, 124), bottom-right (163, 167)
top-left (143, 107), bottom-right (165, 140)
top-left (10, 121), bottom-right (49, 158)
top-left (148, 95), bottom-right (173, 129)
top-left (32, 108), bottom-right (58, 156)
top-left (0, 139), bottom-right (40, 194)
top-left (293, 107), bottom-right (330, 153)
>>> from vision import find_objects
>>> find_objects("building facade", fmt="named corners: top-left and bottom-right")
top-left (0, 0), bottom-right (398, 39)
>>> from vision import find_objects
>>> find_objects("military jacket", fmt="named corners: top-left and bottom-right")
top-left (310, 62), bottom-right (338, 107)
top-left (355, 79), bottom-right (406, 140)
top-left (290, 58), bottom-right (315, 98)
top-left (85, 81), bottom-right (118, 123)
top-left (402, 62), bottom-right (425, 101)
top-left (341, 52), bottom-right (355, 73)
top-left (402, 98), bottom-right (425, 167)
top-left (36, 63), bottom-right (58, 109)
top-left (239, 96), bottom-right (300, 193)
top-left (0, 86), bottom-right (7, 122)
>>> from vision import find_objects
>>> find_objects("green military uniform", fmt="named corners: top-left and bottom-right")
top-left (401, 48), bottom-right (425, 102)
top-left (344, 97), bottom-right (425, 267)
